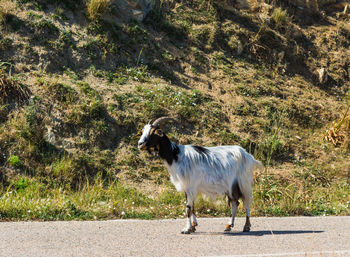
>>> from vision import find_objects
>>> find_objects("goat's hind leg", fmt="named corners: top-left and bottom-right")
top-left (242, 194), bottom-right (252, 232)
top-left (224, 199), bottom-right (239, 232)
top-left (191, 205), bottom-right (198, 231)
top-left (225, 179), bottom-right (240, 232)
top-left (243, 207), bottom-right (251, 232)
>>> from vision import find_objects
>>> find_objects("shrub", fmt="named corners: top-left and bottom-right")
top-left (87, 0), bottom-right (110, 21)
top-left (8, 155), bottom-right (22, 168)
top-left (15, 177), bottom-right (29, 191)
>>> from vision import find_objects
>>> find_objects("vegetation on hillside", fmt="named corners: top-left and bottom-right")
top-left (0, 0), bottom-right (349, 221)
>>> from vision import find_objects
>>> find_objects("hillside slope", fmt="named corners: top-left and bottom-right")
top-left (0, 0), bottom-right (349, 220)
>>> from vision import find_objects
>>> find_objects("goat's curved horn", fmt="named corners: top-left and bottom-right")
top-left (152, 116), bottom-right (176, 127)
top-left (148, 118), bottom-right (156, 124)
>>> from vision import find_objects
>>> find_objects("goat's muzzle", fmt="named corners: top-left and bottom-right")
top-left (138, 142), bottom-right (147, 150)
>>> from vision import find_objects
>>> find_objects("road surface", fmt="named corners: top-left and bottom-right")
top-left (1, 216), bottom-right (350, 257)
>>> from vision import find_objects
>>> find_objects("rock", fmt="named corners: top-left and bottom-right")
top-left (120, 0), bottom-right (155, 21)
top-left (236, 0), bottom-right (248, 9)
top-left (318, 67), bottom-right (328, 84)
top-left (236, 41), bottom-right (243, 55)
top-left (45, 126), bottom-right (56, 144)
top-left (278, 51), bottom-right (285, 62)
top-left (287, 0), bottom-right (340, 13)
top-left (290, 0), bottom-right (319, 12)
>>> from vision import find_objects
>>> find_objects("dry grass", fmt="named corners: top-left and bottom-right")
top-left (86, 0), bottom-right (110, 21)
top-left (325, 113), bottom-right (350, 146)
top-left (0, 0), bottom-right (16, 22)
top-left (0, 69), bottom-right (31, 105)
top-left (325, 91), bottom-right (350, 147)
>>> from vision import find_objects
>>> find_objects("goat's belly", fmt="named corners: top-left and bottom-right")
top-left (198, 184), bottom-right (227, 199)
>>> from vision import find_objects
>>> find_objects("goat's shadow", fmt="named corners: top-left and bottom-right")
top-left (193, 230), bottom-right (324, 237)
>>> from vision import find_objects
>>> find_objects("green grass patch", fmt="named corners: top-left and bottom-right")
top-left (134, 84), bottom-right (209, 121)
top-left (1, 172), bottom-right (349, 221)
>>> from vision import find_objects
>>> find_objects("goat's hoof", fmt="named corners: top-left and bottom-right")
top-left (190, 226), bottom-right (196, 232)
top-left (243, 226), bottom-right (250, 232)
top-left (181, 228), bottom-right (192, 234)
top-left (224, 224), bottom-right (232, 232)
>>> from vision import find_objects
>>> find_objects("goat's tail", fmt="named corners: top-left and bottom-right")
top-left (236, 150), bottom-right (263, 208)
top-left (253, 159), bottom-right (264, 170)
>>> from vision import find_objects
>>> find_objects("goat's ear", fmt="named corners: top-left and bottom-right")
top-left (155, 129), bottom-right (164, 137)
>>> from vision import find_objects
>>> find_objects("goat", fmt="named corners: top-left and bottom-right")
top-left (138, 117), bottom-right (263, 234)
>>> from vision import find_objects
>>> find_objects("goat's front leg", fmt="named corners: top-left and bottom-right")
top-left (224, 200), bottom-right (239, 232)
top-left (182, 192), bottom-right (196, 234)
top-left (192, 206), bottom-right (198, 228)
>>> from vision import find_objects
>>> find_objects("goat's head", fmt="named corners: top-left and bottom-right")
top-left (137, 117), bottom-right (175, 151)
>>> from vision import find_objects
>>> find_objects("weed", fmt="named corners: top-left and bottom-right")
top-left (26, 11), bottom-right (43, 20)
top-left (63, 69), bottom-right (82, 82)
top-left (121, 65), bottom-right (150, 82)
top-left (7, 155), bottom-right (22, 168)
top-left (34, 18), bottom-right (59, 34)
top-left (271, 7), bottom-right (289, 28)
top-left (81, 36), bottom-right (116, 59)
top-left (240, 111), bottom-right (290, 165)
top-left (191, 24), bottom-right (216, 48)
top-left (54, 30), bottom-right (73, 51)
top-left (65, 99), bottom-right (107, 127)
top-left (0, 104), bottom-right (8, 122)
top-left (47, 82), bottom-right (77, 103)
top-left (0, 37), bottom-right (13, 51)
top-left (49, 156), bottom-right (77, 185)
top-left (77, 82), bottom-right (100, 98)
top-left (52, 7), bottom-right (67, 20)
top-left (19, 102), bottom-right (45, 148)
top-left (15, 177), bottom-right (29, 191)
top-left (255, 132), bottom-right (286, 166)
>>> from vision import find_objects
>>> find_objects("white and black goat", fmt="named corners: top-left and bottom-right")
top-left (138, 117), bottom-right (263, 234)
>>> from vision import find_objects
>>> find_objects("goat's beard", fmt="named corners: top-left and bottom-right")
top-left (146, 145), bottom-right (159, 156)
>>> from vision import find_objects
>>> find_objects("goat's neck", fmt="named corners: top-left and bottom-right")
top-left (158, 134), bottom-right (179, 165)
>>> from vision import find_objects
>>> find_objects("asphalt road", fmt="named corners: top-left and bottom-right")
top-left (1, 216), bottom-right (350, 257)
